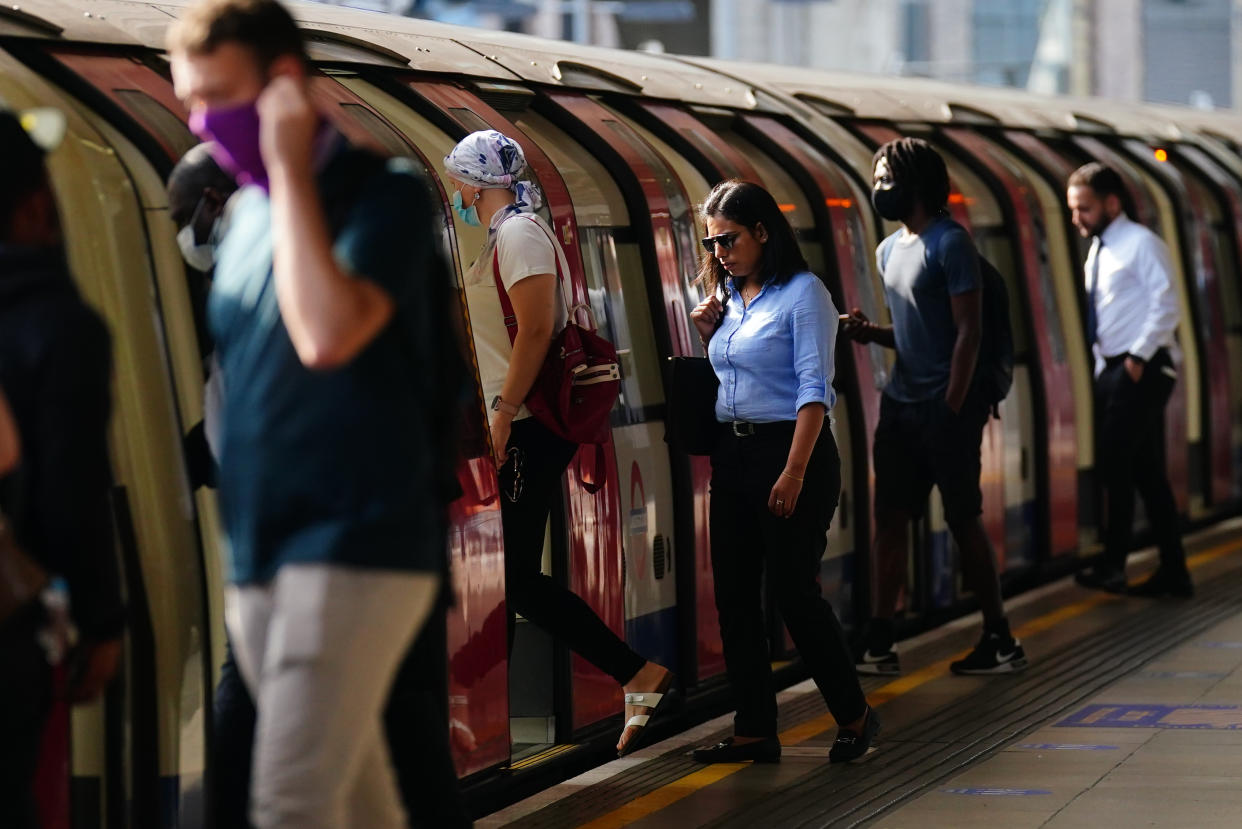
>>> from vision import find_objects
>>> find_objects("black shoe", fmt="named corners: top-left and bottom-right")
top-left (855, 646), bottom-right (901, 676)
top-left (692, 735), bottom-right (781, 764)
top-left (950, 632), bottom-right (1029, 675)
top-left (1075, 566), bottom-right (1127, 594)
top-left (829, 707), bottom-right (880, 763)
top-left (1129, 569), bottom-right (1194, 599)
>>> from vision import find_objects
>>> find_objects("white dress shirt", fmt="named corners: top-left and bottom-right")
top-left (1085, 213), bottom-right (1181, 376)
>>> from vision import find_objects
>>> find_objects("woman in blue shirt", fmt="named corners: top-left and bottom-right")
top-left (689, 180), bottom-right (878, 764)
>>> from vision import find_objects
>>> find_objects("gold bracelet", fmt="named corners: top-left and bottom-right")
top-left (781, 470), bottom-right (804, 482)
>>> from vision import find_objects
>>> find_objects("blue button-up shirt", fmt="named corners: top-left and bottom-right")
top-left (708, 270), bottom-right (838, 423)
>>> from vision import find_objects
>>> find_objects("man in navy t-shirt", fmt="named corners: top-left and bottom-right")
top-left (170, 1), bottom-right (447, 826)
top-left (841, 137), bottom-right (1026, 678)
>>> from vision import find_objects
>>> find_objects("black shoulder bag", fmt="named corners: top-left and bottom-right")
top-left (664, 291), bottom-right (726, 456)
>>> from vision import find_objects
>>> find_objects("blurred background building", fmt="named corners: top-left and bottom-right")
top-left (318, 0), bottom-right (1242, 109)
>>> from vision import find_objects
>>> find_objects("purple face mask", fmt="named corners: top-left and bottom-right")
top-left (189, 102), bottom-right (268, 192)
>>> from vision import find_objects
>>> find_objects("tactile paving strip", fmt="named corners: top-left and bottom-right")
top-left (709, 567), bottom-right (1242, 829)
top-left (497, 564), bottom-right (1242, 829)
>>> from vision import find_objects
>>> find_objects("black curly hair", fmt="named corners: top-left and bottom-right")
top-left (872, 136), bottom-right (950, 215)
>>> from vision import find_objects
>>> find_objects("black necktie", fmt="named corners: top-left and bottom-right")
top-left (1085, 236), bottom-right (1102, 345)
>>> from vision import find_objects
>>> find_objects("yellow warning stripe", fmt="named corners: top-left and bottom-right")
top-left (786, 538), bottom-right (1239, 743)
top-left (507, 743), bottom-right (579, 771)
top-left (576, 537), bottom-right (1240, 825)
top-left (575, 764), bottom-right (748, 829)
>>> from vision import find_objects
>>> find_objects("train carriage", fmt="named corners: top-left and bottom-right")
top-left (1, 2), bottom-right (1240, 825)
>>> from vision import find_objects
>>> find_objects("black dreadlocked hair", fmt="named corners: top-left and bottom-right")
top-left (872, 136), bottom-right (950, 215)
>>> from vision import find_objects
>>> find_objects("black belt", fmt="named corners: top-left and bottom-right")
top-left (1103, 348), bottom-right (1168, 369)
top-left (718, 420), bottom-right (797, 438)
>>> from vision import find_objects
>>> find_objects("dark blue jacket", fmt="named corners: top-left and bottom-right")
top-left (0, 246), bottom-right (123, 640)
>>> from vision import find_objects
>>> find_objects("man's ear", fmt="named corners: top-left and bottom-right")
top-left (267, 53), bottom-right (307, 82)
top-left (1105, 192), bottom-right (1124, 219)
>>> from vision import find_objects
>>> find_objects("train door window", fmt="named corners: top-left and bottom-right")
top-left (334, 101), bottom-right (417, 158)
top-left (1177, 147), bottom-right (1242, 337)
top-left (596, 107), bottom-right (713, 355)
top-left (510, 108), bottom-right (665, 422)
top-left (934, 152), bottom-right (1030, 357)
top-left (714, 131), bottom-right (822, 274)
top-left (110, 89), bottom-right (197, 158)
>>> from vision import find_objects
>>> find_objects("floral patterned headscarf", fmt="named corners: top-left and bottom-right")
top-left (444, 129), bottom-right (544, 212)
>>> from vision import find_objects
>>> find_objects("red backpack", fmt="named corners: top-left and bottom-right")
top-left (493, 214), bottom-right (620, 491)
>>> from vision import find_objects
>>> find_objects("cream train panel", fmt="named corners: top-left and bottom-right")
top-left (979, 141), bottom-right (1094, 472)
top-left (77, 110), bottom-right (219, 803)
top-left (1126, 165), bottom-right (1205, 514)
top-left (611, 423), bottom-right (678, 623)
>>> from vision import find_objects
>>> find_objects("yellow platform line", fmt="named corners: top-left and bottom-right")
top-left (508, 744), bottom-right (579, 771)
top-left (786, 538), bottom-right (1239, 744)
top-left (575, 764), bottom-right (747, 829)
top-left (577, 537), bottom-right (1241, 825)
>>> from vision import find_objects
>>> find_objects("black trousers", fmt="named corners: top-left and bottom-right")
top-left (212, 603), bottom-right (470, 828)
top-left (0, 603), bottom-right (52, 829)
top-left (1096, 350), bottom-right (1186, 572)
top-left (500, 418), bottom-right (646, 685)
top-left (709, 422), bottom-right (867, 738)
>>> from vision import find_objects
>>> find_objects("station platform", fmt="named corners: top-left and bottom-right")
top-left (479, 520), bottom-right (1242, 828)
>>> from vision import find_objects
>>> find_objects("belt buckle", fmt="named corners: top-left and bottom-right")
top-left (731, 421), bottom-right (754, 437)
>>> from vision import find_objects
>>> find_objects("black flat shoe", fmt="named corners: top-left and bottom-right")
top-left (829, 707), bottom-right (880, 764)
top-left (1129, 569), bottom-right (1194, 599)
top-left (692, 735), bottom-right (781, 764)
top-left (1075, 567), bottom-right (1127, 594)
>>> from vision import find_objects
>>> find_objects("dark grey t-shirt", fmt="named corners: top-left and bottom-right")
top-left (877, 218), bottom-right (980, 402)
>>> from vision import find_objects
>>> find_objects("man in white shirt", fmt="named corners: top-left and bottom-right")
top-left (1066, 162), bottom-right (1191, 598)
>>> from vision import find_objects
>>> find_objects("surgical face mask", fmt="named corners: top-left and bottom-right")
top-left (177, 223), bottom-right (217, 271)
top-left (452, 188), bottom-right (481, 227)
top-left (189, 102), bottom-right (268, 192)
top-left (871, 184), bottom-right (914, 222)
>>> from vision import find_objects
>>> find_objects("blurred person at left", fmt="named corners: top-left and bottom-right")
top-left (168, 0), bottom-right (457, 825)
top-left (165, 141), bottom-right (470, 828)
top-left (0, 104), bottom-right (124, 829)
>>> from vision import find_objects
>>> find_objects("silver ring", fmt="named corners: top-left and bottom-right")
top-left (776, 499), bottom-right (785, 506)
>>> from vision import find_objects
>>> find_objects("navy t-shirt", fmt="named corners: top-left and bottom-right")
top-left (877, 217), bottom-right (981, 402)
top-left (208, 148), bottom-right (442, 585)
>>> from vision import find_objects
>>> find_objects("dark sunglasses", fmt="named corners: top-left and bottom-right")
top-left (701, 231), bottom-right (741, 253)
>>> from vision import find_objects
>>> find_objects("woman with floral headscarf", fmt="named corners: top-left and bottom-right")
top-left (445, 130), bottom-right (673, 756)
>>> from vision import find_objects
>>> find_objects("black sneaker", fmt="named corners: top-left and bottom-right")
top-left (1129, 568), bottom-right (1194, 599)
top-left (855, 646), bottom-right (901, 676)
top-left (950, 633), bottom-right (1028, 675)
top-left (1075, 566), bottom-right (1127, 594)
top-left (829, 707), bottom-right (880, 763)
top-left (691, 735), bottom-right (781, 764)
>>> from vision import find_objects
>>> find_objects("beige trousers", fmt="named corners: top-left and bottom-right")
top-left (225, 563), bottom-right (439, 829)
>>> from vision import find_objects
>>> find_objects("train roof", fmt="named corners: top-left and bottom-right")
top-left (2, 0), bottom-right (1235, 141)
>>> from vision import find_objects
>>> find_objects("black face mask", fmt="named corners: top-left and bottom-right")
top-left (872, 185), bottom-right (914, 221)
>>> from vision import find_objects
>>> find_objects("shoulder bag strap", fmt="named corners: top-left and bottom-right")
top-left (492, 214), bottom-right (576, 347)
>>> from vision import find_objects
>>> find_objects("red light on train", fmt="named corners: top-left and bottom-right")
top-left (1154, 148), bottom-right (1169, 162)
top-left (778, 203), bottom-right (796, 213)
top-left (825, 198), bottom-right (853, 208)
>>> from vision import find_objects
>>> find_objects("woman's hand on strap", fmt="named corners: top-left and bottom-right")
top-left (690, 295), bottom-right (724, 347)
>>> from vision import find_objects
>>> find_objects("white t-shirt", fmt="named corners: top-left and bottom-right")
top-left (464, 212), bottom-right (569, 421)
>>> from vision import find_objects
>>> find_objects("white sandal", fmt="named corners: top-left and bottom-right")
top-left (618, 673), bottom-right (676, 757)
